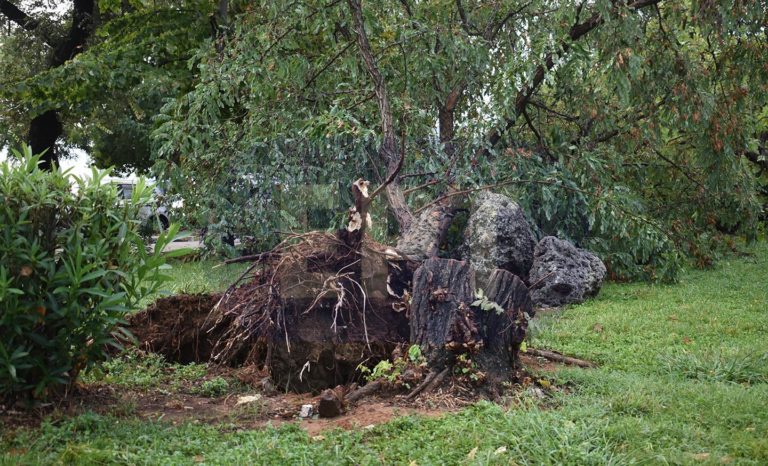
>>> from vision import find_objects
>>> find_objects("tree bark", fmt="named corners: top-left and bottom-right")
top-left (483, 269), bottom-right (533, 367)
top-left (409, 258), bottom-right (477, 369)
top-left (27, 110), bottom-right (62, 171)
top-left (409, 260), bottom-right (533, 374)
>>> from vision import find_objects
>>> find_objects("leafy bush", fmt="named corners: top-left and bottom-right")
top-left (0, 148), bottom-right (184, 400)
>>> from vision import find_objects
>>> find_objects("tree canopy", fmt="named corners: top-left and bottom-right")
top-left (1, 0), bottom-right (767, 280)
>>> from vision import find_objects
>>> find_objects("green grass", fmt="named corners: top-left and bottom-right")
top-left (80, 350), bottom-right (208, 391)
top-left (3, 245), bottom-right (767, 465)
top-left (138, 259), bottom-right (249, 307)
top-left (162, 260), bottom-right (249, 295)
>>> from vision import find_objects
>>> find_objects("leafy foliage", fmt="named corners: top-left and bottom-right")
top-left (150, 0), bottom-right (766, 279)
top-left (2, 1), bottom-right (766, 279)
top-left (0, 147), bottom-right (182, 399)
top-left (0, 2), bottom-right (213, 173)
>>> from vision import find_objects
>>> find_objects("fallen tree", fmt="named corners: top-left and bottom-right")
top-left (198, 175), bottom-right (534, 394)
top-left (133, 0), bottom-right (698, 396)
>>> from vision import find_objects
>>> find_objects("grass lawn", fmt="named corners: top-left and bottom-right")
top-left (149, 259), bottom-right (250, 296)
top-left (2, 245), bottom-right (767, 465)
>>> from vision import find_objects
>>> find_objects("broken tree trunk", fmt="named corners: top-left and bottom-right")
top-left (409, 259), bottom-right (533, 377)
top-left (409, 258), bottom-right (477, 369)
top-left (481, 269), bottom-right (534, 369)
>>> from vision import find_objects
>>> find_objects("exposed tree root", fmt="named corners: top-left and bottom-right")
top-left (346, 379), bottom-right (384, 405)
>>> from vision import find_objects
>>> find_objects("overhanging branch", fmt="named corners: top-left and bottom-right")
top-left (0, 0), bottom-right (39, 32)
top-left (347, 0), bottom-right (414, 232)
top-left (477, 0), bottom-right (663, 159)
top-left (0, 0), bottom-right (55, 47)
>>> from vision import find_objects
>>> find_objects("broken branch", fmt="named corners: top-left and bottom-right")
top-left (527, 348), bottom-right (595, 368)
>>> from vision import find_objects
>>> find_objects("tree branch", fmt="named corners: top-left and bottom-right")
top-left (522, 108), bottom-right (544, 147)
top-left (369, 128), bottom-right (406, 201)
top-left (302, 41), bottom-right (354, 91)
top-left (52, 0), bottom-right (95, 66)
top-left (0, 0), bottom-right (39, 32)
top-left (0, 0), bottom-right (55, 47)
top-left (456, 0), bottom-right (482, 37)
top-left (476, 0), bottom-right (663, 160)
top-left (486, 1), bottom-right (531, 41)
top-left (348, 0), bottom-right (414, 231)
top-left (653, 148), bottom-right (705, 189)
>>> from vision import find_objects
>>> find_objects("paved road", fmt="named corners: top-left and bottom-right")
top-left (162, 239), bottom-right (202, 252)
top-left (159, 237), bottom-right (241, 253)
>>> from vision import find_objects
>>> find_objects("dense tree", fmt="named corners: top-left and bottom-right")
top-left (153, 0), bottom-right (767, 279)
top-left (2, 1), bottom-right (766, 279)
top-left (0, 0), bottom-right (213, 172)
top-left (0, 0), bottom-right (96, 169)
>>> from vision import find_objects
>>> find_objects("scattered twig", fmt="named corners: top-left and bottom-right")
top-left (526, 348), bottom-right (595, 368)
top-left (403, 179), bottom-right (439, 196)
top-left (406, 367), bottom-right (449, 400)
top-left (527, 271), bottom-right (555, 290)
top-left (221, 251), bottom-right (277, 265)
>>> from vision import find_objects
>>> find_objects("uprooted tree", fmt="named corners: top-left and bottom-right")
top-left (126, 0), bottom-right (767, 394)
top-left (197, 175), bottom-right (534, 393)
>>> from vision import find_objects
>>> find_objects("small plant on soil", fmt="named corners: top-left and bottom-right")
top-left (193, 377), bottom-right (230, 397)
top-left (454, 354), bottom-right (486, 384)
top-left (471, 288), bottom-right (505, 315)
top-left (358, 345), bottom-right (427, 388)
top-left (360, 360), bottom-right (398, 383)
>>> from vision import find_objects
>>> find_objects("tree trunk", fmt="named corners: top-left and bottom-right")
top-left (482, 269), bottom-right (533, 368)
top-left (409, 258), bottom-right (477, 369)
top-left (348, 0), bottom-right (414, 233)
top-left (409, 259), bottom-right (532, 375)
top-left (28, 110), bottom-right (63, 170)
top-left (395, 87), bottom-right (463, 259)
top-left (0, 0), bottom-right (95, 168)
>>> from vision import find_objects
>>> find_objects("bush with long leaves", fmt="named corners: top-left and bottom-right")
top-left (0, 147), bottom-right (185, 400)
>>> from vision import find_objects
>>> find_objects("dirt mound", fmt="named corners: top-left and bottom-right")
top-left (127, 294), bottom-right (221, 364)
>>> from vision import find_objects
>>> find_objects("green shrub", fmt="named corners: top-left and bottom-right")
top-left (193, 377), bottom-right (230, 397)
top-left (0, 148), bottom-right (184, 400)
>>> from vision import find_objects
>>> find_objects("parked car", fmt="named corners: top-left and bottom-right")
top-left (109, 178), bottom-right (170, 230)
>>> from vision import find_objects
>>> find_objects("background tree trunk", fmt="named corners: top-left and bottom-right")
top-left (1, 0), bottom-right (95, 168)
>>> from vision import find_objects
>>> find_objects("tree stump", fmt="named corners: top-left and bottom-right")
top-left (409, 258), bottom-right (478, 369)
top-left (409, 259), bottom-right (533, 376)
top-left (480, 269), bottom-right (533, 369)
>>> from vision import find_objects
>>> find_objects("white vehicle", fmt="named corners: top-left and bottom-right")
top-left (109, 178), bottom-right (170, 230)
